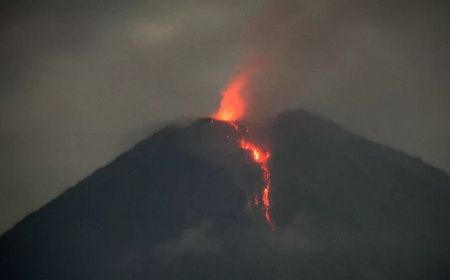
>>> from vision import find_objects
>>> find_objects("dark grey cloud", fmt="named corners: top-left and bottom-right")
top-left (0, 0), bottom-right (449, 234)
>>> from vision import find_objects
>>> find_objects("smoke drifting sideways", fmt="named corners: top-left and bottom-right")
top-left (210, 0), bottom-right (450, 234)
top-left (211, 0), bottom-right (450, 177)
top-left (235, 0), bottom-right (450, 176)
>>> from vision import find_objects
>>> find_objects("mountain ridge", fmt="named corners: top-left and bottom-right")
top-left (1, 109), bottom-right (449, 279)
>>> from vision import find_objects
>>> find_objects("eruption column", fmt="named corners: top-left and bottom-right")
top-left (212, 71), bottom-right (249, 122)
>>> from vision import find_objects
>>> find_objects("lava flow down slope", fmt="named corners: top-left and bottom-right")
top-left (211, 63), bottom-right (276, 231)
top-left (1, 65), bottom-right (450, 279)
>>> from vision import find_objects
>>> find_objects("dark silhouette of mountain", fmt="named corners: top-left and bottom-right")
top-left (1, 110), bottom-right (449, 279)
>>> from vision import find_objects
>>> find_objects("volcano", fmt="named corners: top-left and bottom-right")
top-left (1, 110), bottom-right (449, 279)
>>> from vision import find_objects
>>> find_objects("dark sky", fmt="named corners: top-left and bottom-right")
top-left (0, 0), bottom-right (449, 234)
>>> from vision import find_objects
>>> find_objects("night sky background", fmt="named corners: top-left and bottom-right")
top-left (0, 0), bottom-right (449, 236)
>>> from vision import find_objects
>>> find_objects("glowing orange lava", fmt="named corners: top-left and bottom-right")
top-left (211, 64), bottom-right (275, 230)
top-left (239, 139), bottom-right (275, 230)
top-left (239, 140), bottom-right (270, 164)
top-left (212, 70), bottom-right (250, 122)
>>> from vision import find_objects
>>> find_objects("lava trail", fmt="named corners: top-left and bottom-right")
top-left (239, 137), bottom-right (275, 230)
top-left (211, 66), bottom-right (275, 230)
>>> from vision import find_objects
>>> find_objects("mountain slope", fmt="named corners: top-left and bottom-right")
top-left (1, 110), bottom-right (449, 279)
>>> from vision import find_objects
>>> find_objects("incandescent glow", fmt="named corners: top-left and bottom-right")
top-left (211, 63), bottom-right (275, 230)
top-left (239, 138), bottom-right (274, 230)
top-left (240, 140), bottom-right (270, 164)
top-left (212, 71), bottom-right (250, 122)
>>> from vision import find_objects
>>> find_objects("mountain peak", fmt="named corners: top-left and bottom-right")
top-left (1, 110), bottom-right (449, 279)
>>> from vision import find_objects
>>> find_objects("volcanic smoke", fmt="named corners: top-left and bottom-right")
top-left (212, 68), bottom-right (275, 231)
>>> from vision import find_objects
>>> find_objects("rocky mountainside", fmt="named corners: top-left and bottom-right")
top-left (1, 110), bottom-right (449, 279)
